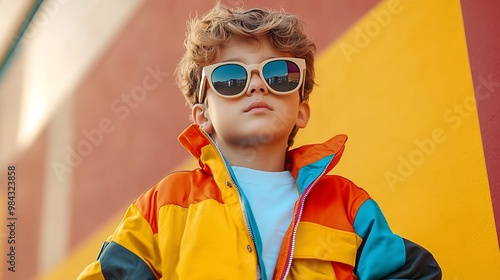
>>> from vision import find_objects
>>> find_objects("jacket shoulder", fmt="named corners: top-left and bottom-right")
top-left (132, 169), bottom-right (223, 233)
top-left (302, 175), bottom-right (371, 230)
top-left (316, 175), bottom-right (370, 201)
top-left (138, 169), bottom-right (223, 207)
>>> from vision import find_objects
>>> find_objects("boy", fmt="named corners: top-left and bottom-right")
top-left (78, 3), bottom-right (441, 279)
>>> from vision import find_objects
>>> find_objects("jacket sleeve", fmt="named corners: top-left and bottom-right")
top-left (383, 238), bottom-right (442, 279)
top-left (77, 203), bottom-right (160, 280)
top-left (353, 199), bottom-right (441, 280)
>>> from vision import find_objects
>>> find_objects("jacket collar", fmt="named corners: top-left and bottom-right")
top-left (178, 124), bottom-right (347, 190)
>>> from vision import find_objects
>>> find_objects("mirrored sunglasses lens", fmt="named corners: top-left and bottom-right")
top-left (211, 64), bottom-right (247, 96)
top-left (262, 60), bottom-right (301, 92)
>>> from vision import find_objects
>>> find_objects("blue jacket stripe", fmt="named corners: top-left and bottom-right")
top-left (296, 155), bottom-right (334, 194)
top-left (353, 199), bottom-right (405, 280)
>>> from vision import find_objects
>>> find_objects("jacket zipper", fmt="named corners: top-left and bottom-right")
top-left (280, 164), bottom-right (331, 280)
top-left (200, 130), bottom-right (256, 252)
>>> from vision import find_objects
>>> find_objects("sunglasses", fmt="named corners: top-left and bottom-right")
top-left (197, 57), bottom-right (306, 103)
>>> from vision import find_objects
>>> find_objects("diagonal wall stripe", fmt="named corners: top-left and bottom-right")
top-left (16, 0), bottom-right (144, 159)
top-left (460, 0), bottom-right (500, 245)
top-left (0, 0), bottom-right (43, 82)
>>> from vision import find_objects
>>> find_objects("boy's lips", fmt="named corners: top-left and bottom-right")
top-left (244, 100), bottom-right (273, 112)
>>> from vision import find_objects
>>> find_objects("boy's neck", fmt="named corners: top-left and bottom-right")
top-left (216, 141), bottom-right (288, 172)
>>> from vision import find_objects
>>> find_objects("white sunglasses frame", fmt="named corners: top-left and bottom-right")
top-left (197, 57), bottom-right (306, 103)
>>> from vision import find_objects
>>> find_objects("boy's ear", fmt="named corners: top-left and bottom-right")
top-left (295, 101), bottom-right (310, 129)
top-left (192, 103), bottom-right (213, 133)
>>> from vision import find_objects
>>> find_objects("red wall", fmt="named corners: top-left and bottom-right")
top-left (461, 0), bottom-right (500, 243)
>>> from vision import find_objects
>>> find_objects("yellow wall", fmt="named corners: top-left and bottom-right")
top-left (295, 0), bottom-right (499, 277)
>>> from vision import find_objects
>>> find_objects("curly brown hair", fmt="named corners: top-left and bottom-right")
top-left (175, 2), bottom-right (317, 147)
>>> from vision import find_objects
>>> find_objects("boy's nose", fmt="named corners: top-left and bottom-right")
top-left (246, 72), bottom-right (268, 96)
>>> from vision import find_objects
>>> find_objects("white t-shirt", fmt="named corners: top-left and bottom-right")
top-left (232, 166), bottom-right (298, 280)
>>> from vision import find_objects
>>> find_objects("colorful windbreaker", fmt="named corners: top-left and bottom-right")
top-left (78, 124), bottom-right (441, 280)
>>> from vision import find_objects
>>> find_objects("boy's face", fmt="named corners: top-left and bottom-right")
top-left (192, 37), bottom-right (310, 152)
